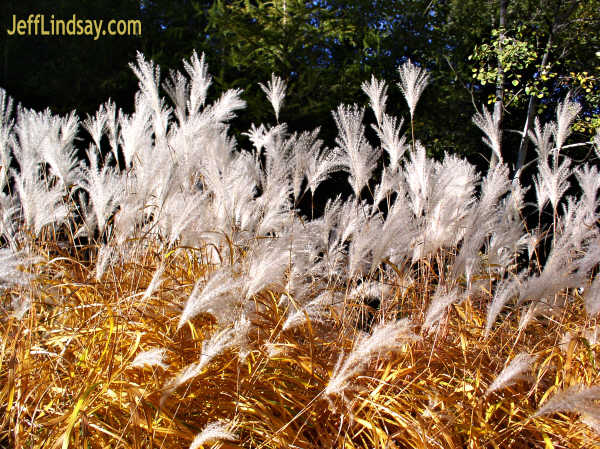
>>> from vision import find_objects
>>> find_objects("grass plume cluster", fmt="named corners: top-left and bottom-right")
top-left (1, 52), bottom-right (600, 448)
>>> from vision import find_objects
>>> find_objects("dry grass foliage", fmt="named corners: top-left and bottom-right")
top-left (2, 240), bottom-right (599, 449)
top-left (1, 55), bottom-right (600, 448)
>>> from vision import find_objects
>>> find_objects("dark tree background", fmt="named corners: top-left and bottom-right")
top-left (1, 0), bottom-right (598, 170)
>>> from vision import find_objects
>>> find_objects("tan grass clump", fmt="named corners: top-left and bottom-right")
top-left (2, 239), bottom-right (600, 449)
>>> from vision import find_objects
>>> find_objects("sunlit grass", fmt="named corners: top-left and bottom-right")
top-left (2, 238), bottom-right (599, 449)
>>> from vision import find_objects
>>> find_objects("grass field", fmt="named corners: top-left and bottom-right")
top-left (1, 53), bottom-right (600, 448)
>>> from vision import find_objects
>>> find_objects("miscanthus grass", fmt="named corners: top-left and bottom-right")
top-left (1, 54), bottom-right (600, 448)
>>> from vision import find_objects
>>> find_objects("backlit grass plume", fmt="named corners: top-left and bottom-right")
top-left (325, 319), bottom-right (419, 402)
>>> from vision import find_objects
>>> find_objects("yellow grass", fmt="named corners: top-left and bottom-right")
top-left (1, 239), bottom-right (600, 449)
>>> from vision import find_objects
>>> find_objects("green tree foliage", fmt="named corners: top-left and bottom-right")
top-left (467, 0), bottom-right (600, 167)
top-left (204, 0), bottom-right (387, 141)
top-left (0, 0), bottom-right (597, 165)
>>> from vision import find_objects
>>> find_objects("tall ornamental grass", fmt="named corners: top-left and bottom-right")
top-left (1, 52), bottom-right (600, 448)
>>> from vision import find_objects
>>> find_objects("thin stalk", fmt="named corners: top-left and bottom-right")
top-left (410, 117), bottom-right (416, 152)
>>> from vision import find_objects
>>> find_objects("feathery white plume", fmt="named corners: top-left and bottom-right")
top-left (404, 141), bottom-right (434, 218)
top-left (325, 319), bottom-right (418, 399)
top-left (282, 291), bottom-right (338, 331)
top-left (163, 69), bottom-right (189, 123)
top-left (204, 89), bottom-right (246, 125)
top-left (362, 75), bottom-right (388, 125)
top-left (473, 106), bottom-right (502, 162)
top-left (83, 104), bottom-right (108, 150)
top-left (183, 50), bottom-right (212, 115)
top-left (485, 274), bottom-right (523, 336)
top-left (119, 95), bottom-right (152, 168)
top-left (423, 288), bottom-right (460, 332)
top-left (163, 328), bottom-right (236, 401)
top-left (260, 73), bottom-right (287, 122)
top-left (234, 313), bottom-right (252, 361)
top-left (131, 348), bottom-right (168, 369)
top-left (528, 117), bottom-right (555, 161)
top-left (486, 352), bottom-right (536, 395)
top-left (534, 157), bottom-right (571, 211)
top-left (37, 110), bottom-right (82, 189)
top-left (189, 421), bottom-right (237, 449)
top-left (178, 268), bottom-right (242, 329)
top-left (585, 273), bottom-right (600, 316)
top-left (397, 59), bottom-right (430, 119)
top-left (332, 103), bottom-right (379, 196)
top-left (553, 93), bottom-right (581, 151)
top-left (129, 51), bottom-right (171, 142)
top-left (575, 164), bottom-right (600, 219)
top-left (81, 146), bottom-right (123, 236)
top-left (142, 264), bottom-right (166, 302)
top-left (245, 243), bottom-right (289, 298)
top-left (306, 146), bottom-right (346, 196)
top-left (13, 173), bottom-right (69, 236)
top-left (95, 244), bottom-right (117, 280)
top-left (0, 248), bottom-right (34, 290)
top-left (534, 385), bottom-right (600, 419)
top-left (0, 195), bottom-right (18, 246)
top-left (374, 113), bottom-right (407, 171)
top-left (0, 125), bottom-right (11, 193)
